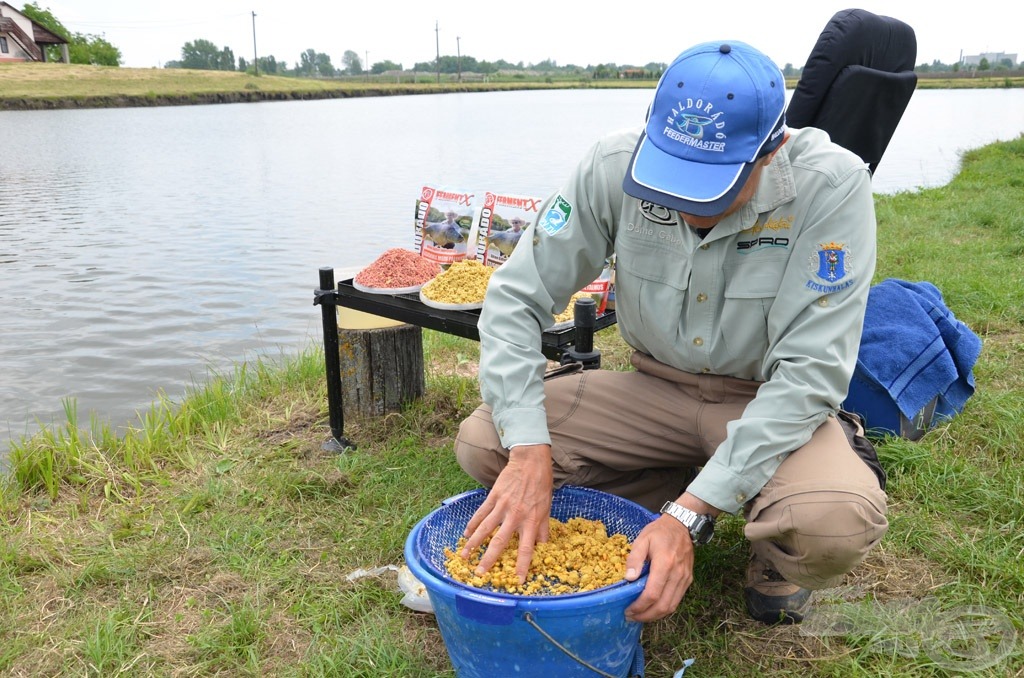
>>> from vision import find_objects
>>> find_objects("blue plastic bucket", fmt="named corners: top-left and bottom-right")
top-left (404, 486), bottom-right (655, 678)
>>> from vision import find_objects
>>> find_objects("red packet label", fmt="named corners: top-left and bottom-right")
top-left (476, 191), bottom-right (543, 267)
top-left (414, 186), bottom-right (476, 265)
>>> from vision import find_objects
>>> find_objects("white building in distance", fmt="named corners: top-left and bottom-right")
top-left (961, 51), bottom-right (1018, 67)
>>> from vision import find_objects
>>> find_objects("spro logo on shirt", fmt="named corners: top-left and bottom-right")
top-left (736, 215), bottom-right (793, 253)
top-left (737, 236), bottom-right (789, 252)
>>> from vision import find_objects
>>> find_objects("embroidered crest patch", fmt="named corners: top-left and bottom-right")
top-left (811, 241), bottom-right (851, 282)
top-left (539, 194), bottom-right (573, 236)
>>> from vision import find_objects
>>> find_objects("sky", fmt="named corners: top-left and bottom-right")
top-left (36, 1), bottom-right (1024, 71)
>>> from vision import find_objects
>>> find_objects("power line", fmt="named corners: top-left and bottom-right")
top-left (61, 12), bottom-right (251, 31)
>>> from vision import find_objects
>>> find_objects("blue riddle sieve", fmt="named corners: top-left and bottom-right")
top-left (405, 485), bottom-right (657, 678)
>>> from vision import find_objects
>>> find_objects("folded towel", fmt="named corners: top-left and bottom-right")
top-left (855, 279), bottom-right (982, 420)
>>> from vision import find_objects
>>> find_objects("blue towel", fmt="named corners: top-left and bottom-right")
top-left (855, 279), bottom-right (982, 420)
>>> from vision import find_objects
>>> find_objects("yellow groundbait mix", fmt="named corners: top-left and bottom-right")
top-left (444, 516), bottom-right (631, 595)
top-left (420, 260), bottom-right (494, 305)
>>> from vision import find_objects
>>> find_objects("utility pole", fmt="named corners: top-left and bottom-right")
top-left (435, 20), bottom-right (440, 84)
top-left (456, 36), bottom-right (461, 82)
top-left (251, 11), bottom-right (258, 76)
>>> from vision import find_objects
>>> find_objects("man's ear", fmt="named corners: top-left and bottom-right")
top-left (763, 131), bottom-right (790, 166)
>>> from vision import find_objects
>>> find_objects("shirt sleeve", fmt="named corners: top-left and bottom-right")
top-left (686, 162), bottom-right (878, 513)
top-left (477, 137), bottom-right (624, 449)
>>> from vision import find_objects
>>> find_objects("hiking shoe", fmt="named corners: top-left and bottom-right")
top-left (744, 554), bottom-right (811, 624)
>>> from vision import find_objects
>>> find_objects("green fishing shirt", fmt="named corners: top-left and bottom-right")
top-left (477, 126), bottom-right (877, 513)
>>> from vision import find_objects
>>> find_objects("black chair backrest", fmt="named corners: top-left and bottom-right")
top-left (787, 8), bottom-right (918, 175)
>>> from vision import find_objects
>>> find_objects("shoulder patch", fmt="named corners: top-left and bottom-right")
top-left (811, 241), bottom-right (851, 282)
top-left (804, 241), bottom-right (856, 293)
top-left (539, 194), bottom-right (573, 236)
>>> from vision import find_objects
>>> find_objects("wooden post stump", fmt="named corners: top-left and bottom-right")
top-left (337, 324), bottom-right (425, 419)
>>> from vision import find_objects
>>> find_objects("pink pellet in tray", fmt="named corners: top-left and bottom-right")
top-left (354, 248), bottom-right (441, 289)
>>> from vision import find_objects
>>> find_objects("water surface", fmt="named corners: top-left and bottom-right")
top-left (1, 88), bottom-right (1022, 457)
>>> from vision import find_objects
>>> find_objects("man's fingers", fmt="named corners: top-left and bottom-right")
top-left (624, 533), bottom-right (651, 581)
top-left (476, 522), bottom-right (516, 574)
top-left (460, 511), bottom-right (499, 559)
top-left (514, 522), bottom-right (540, 583)
top-left (463, 495), bottom-right (497, 539)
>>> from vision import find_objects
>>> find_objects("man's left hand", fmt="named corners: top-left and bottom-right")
top-left (623, 513), bottom-right (694, 622)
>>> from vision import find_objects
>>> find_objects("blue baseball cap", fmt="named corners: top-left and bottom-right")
top-left (623, 41), bottom-right (787, 217)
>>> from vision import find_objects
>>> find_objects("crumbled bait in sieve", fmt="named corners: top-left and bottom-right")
top-left (444, 516), bottom-right (631, 595)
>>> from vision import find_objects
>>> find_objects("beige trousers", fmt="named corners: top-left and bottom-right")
top-left (455, 351), bottom-right (888, 590)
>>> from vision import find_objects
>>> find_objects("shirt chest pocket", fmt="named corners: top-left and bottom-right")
top-left (614, 237), bottom-right (690, 328)
top-left (720, 262), bottom-right (784, 360)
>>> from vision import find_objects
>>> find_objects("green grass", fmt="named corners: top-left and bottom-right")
top-left (2, 136), bottom-right (1023, 676)
top-left (2, 63), bottom-right (1020, 111)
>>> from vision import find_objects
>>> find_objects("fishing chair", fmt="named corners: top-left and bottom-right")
top-left (790, 11), bottom-right (981, 441)
top-left (786, 8), bottom-right (918, 175)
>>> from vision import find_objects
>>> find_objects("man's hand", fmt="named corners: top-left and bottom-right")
top-left (623, 492), bottom-right (720, 623)
top-left (460, 444), bottom-right (554, 583)
top-left (622, 514), bottom-right (694, 622)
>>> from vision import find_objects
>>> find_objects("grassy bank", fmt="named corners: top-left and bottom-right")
top-left (0, 63), bottom-right (580, 110)
top-left (2, 137), bottom-right (1023, 676)
top-left (2, 63), bottom-right (1022, 110)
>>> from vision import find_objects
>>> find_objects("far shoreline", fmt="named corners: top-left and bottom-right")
top-left (1, 63), bottom-right (1021, 112)
top-left (0, 82), bottom-right (591, 111)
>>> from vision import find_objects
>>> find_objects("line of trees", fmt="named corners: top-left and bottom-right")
top-left (162, 38), bottom-right (680, 80)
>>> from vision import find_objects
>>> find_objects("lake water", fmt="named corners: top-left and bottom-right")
top-left (2, 88), bottom-right (1023, 459)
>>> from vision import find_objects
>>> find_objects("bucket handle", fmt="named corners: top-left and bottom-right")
top-left (523, 612), bottom-right (642, 678)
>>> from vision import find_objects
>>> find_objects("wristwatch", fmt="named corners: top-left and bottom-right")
top-left (660, 501), bottom-right (715, 546)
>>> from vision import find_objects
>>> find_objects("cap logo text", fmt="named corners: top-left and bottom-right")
top-left (665, 98), bottom-right (726, 152)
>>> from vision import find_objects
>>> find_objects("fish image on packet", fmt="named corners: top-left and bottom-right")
top-left (414, 185), bottom-right (478, 266)
top-left (475, 191), bottom-right (543, 267)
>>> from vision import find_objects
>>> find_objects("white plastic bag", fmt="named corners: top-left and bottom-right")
top-left (397, 564), bottom-right (434, 613)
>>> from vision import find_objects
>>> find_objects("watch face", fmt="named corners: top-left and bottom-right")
top-left (661, 502), bottom-right (714, 545)
top-left (692, 517), bottom-right (714, 545)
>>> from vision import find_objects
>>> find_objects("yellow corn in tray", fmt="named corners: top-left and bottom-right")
top-left (444, 516), bottom-right (630, 595)
top-left (420, 260), bottom-right (493, 305)
top-left (552, 291), bottom-right (590, 324)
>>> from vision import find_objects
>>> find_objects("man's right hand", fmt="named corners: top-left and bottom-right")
top-left (460, 444), bottom-right (554, 583)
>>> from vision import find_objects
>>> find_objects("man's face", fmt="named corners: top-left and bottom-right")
top-left (678, 160), bottom-right (767, 227)
top-left (678, 132), bottom-right (788, 228)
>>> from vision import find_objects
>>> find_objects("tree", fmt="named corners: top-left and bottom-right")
top-left (371, 59), bottom-right (401, 74)
top-left (295, 49), bottom-right (334, 77)
top-left (297, 49), bottom-right (316, 75)
top-left (978, 57), bottom-right (990, 72)
top-left (175, 39), bottom-right (234, 70)
top-left (218, 46), bottom-right (235, 71)
top-left (317, 52), bottom-right (336, 76)
top-left (257, 55), bottom-right (281, 75)
top-left (341, 50), bottom-right (362, 75)
top-left (67, 32), bottom-right (121, 66)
